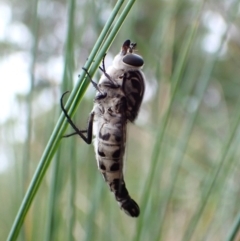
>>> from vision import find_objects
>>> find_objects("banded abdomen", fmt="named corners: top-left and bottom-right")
top-left (93, 99), bottom-right (140, 217)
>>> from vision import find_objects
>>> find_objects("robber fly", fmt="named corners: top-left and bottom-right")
top-left (98, 39), bottom-right (145, 122)
top-left (60, 40), bottom-right (145, 217)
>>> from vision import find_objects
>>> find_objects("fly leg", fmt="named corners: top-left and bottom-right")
top-left (81, 68), bottom-right (107, 98)
top-left (81, 68), bottom-right (101, 93)
top-left (99, 55), bottom-right (119, 88)
top-left (60, 91), bottom-right (94, 144)
top-left (63, 130), bottom-right (87, 138)
top-left (100, 53), bottom-right (107, 73)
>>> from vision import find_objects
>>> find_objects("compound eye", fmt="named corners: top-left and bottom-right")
top-left (122, 54), bottom-right (144, 67)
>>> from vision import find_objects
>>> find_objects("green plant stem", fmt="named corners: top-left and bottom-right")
top-left (182, 3), bottom-right (240, 240)
top-left (45, 0), bottom-right (76, 239)
top-left (84, 175), bottom-right (104, 241)
top-left (67, 139), bottom-right (77, 241)
top-left (156, 3), bottom-right (206, 240)
top-left (134, 3), bottom-right (201, 240)
top-left (183, 95), bottom-right (240, 241)
top-left (226, 211), bottom-right (240, 241)
top-left (23, 0), bottom-right (39, 192)
top-left (19, 0), bottom-right (39, 240)
top-left (6, 0), bottom-right (139, 240)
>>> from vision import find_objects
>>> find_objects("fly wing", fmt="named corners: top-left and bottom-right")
top-left (122, 70), bottom-right (145, 122)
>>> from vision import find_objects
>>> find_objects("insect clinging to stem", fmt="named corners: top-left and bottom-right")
top-left (61, 39), bottom-right (146, 217)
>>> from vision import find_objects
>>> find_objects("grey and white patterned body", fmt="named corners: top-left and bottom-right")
top-left (61, 40), bottom-right (145, 218)
top-left (92, 92), bottom-right (139, 217)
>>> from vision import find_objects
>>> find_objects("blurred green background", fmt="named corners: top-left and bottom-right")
top-left (1, 0), bottom-right (240, 240)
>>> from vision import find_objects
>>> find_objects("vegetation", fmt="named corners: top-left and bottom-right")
top-left (1, 0), bottom-right (240, 240)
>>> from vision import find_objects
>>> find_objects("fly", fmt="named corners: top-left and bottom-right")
top-left (60, 40), bottom-right (145, 217)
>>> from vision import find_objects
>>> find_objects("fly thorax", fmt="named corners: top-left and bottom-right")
top-left (98, 66), bottom-right (125, 88)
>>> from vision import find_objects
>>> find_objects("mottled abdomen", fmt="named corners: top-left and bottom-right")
top-left (122, 70), bottom-right (145, 122)
top-left (95, 121), bottom-right (140, 217)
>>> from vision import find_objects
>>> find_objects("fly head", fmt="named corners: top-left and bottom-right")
top-left (113, 40), bottom-right (144, 70)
